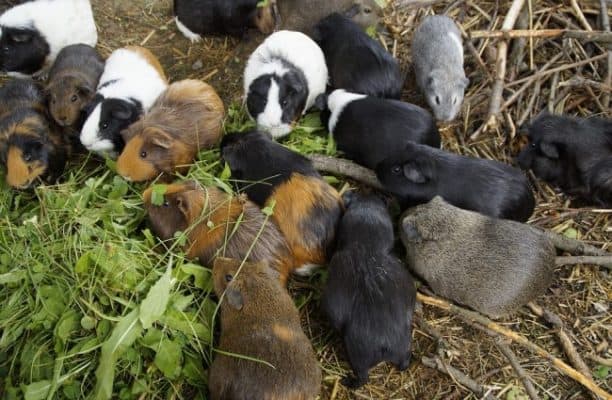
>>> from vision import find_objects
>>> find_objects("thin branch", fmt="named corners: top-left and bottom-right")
top-left (600, 0), bottom-right (611, 110)
top-left (470, 29), bottom-right (612, 43)
top-left (545, 231), bottom-right (609, 257)
top-left (495, 338), bottom-right (540, 400)
top-left (570, 0), bottom-right (593, 32)
top-left (307, 154), bottom-right (384, 190)
top-left (556, 256), bottom-right (612, 268)
top-left (421, 356), bottom-right (496, 400)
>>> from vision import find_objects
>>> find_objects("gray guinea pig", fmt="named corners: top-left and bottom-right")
top-left (412, 15), bottom-right (468, 122)
top-left (400, 196), bottom-right (555, 318)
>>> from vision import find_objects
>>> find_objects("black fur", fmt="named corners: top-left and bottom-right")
top-left (376, 141), bottom-right (535, 221)
top-left (96, 97), bottom-right (143, 152)
top-left (312, 13), bottom-right (403, 99)
top-left (517, 112), bottom-right (612, 207)
top-left (588, 158), bottom-right (612, 207)
top-left (322, 192), bottom-right (415, 388)
top-left (0, 25), bottom-right (49, 75)
top-left (174, 0), bottom-right (262, 37)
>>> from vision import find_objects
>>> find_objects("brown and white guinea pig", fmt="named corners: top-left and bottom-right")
top-left (221, 130), bottom-right (344, 274)
top-left (80, 46), bottom-right (168, 156)
top-left (209, 257), bottom-right (321, 400)
top-left (173, 0), bottom-right (275, 42)
top-left (401, 196), bottom-right (555, 318)
top-left (45, 44), bottom-right (103, 130)
top-left (0, 0), bottom-right (97, 77)
top-left (143, 180), bottom-right (298, 284)
top-left (116, 80), bottom-right (225, 182)
top-left (0, 79), bottom-right (71, 189)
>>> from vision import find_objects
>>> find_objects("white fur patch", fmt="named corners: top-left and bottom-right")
top-left (327, 89), bottom-right (367, 133)
top-left (80, 104), bottom-right (104, 151)
top-left (174, 17), bottom-right (202, 43)
top-left (293, 263), bottom-right (321, 276)
top-left (448, 31), bottom-right (463, 63)
top-left (256, 80), bottom-right (291, 138)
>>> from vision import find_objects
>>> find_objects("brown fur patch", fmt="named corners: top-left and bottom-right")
top-left (125, 46), bottom-right (168, 82)
top-left (272, 323), bottom-right (296, 342)
top-left (253, 1), bottom-right (277, 34)
top-left (117, 135), bottom-right (158, 181)
top-left (6, 146), bottom-right (46, 188)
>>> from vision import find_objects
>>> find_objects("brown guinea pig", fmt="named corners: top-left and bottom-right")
top-left (209, 257), bottom-right (321, 400)
top-left (117, 79), bottom-right (225, 182)
top-left (45, 44), bottom-right (104, 129)
top-left (143, 180), bottom-right (296, 283)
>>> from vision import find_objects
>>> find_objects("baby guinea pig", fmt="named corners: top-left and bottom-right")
top-left (517, 112), bottom-right (612, 207)
top-left (80, 46), bottom-right (168, 156)
top-left (376, 141), bottom-right (535, 222)
top-left (46, 44), bottom-right (104, 129)
top-left (401, 196), bottom-right (555, 318)
top-left (244, 30), bottom-right (328, 139)
top-left (312, 13), bottom-right (403, 99)
top-left (221, 130), bottom-right (344, 273)
top-left (0, 0), bottom-right (97, 76)
top-left (588, 158), bottom-right (612, 208)
top-left (412, 15), bottom-right (469, 122)
top-left (322, 89), bottom-right (440, 169)
top-left (143, 181), bottom-right (295, 284)
top-left (322, 192), bottom-right (415, 389)
top-left (209, 257), bottom-right (321, 400)
top-left (117, 79), bottom-right (225, 182)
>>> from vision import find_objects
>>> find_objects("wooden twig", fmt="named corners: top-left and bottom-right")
top-left (587, 354), bottom-right (612, 368)
top-left (570, 0), bottom-right (593, 32)
top-left (556, 256), bottom-right (612, 268)
top-left (508, 53), bottom-right (608, 87)
top-left (601, 0), bottom-right (611, 110)
top-left (495, 338), bottom-right (540, 400)
top-left (558, 76), bottom-right (612, 92)
top-left (393, 0), bottom-right (447, 8)
top-left (459, 25), bottom-right (494, 83)
top-left (421, 356), bottom-right (495, 400)
top-left (307, 154), bottom-right (384, 190)
top-left (470, 29), bottom-right (612, 43)
top-left (545, 231), bottom-right (609, 257)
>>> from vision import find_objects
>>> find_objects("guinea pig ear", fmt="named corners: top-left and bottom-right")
top-left (461, 76), bottom-right (470, 88)
top-left (175, 193), bottom-right (190, 218)
top-left (539, 141), bottom-right (559, 159)
top-left (111, 103), bottom-right (134, 121)
top-left (10, 32), bottom-right (31, 43)
top-left (77, 84), bottom-right (94, 97)
top-left (401, 218), bottom-right (421, 242)
top-left (314, 93), bottom-right (328, 111)
top-left (402, 159), bottom-right (433, 184)
top-left (224, 286), bottom-right (244, 310)
top-left (148, 129), bottom-right (173, 149)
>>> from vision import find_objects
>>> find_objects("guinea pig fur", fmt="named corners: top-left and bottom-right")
top-left (209, 257), bottom-right (321, 400)
top-left (588, 158), bottom-right (612, 208)
top-left (401, 196), bottom-right (555, 318)
top-left (412, 15), bottom-right (468, 122)
top-left (45, 44), bottom-right (103, 129)
top-left (221, 130), bottom-right (343, 272)
top-left (117, 79), bottom-right (225, 182)
top-left (0, 79), bottom-right (70, 188)
top-left (312, 13), bottom-right (403, 99)
top-left (80, 46), bottom-right (168, 156)
top-left (143, 181), bottom-right (295, 284)
top-left (0, 0), bottom-right (97, 76)
top-left (244, 30), bottom-right (328, 139)
top-left (376, 141), bottom-right (535, 222)
top-left (322, 192), bottom-right (415, 389)
top-left (323, 89), bottom-right (440, 169)
top-left (173, 0), bottom-right (275, 42)
top-left (517, 112), bottom-right (612, 207)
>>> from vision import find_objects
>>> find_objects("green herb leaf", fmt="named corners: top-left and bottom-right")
top-left (139, 262), bottom-right (174, 330)
top-left (150, 184), bottom-right (168, 207)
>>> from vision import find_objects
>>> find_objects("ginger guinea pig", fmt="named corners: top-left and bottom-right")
top-left (143, 181), bottom-right (295, 283)
top-left (209, 257), bottom-right (321, 400)
top-left (221, 130), bottom-right (343, 273)
top-left (117, 79), bottom-right (224, 182)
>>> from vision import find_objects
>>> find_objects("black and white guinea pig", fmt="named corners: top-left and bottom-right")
top-left (312, 13), bottom-right (403, 99)
top-left (322, 89), bottom-right (440, 169)
top-left (0, 0), bottom-right (97, 76)
top-left (79, 46), bottom-right (168, 156)
top-left (244, 30), bottom-right (328, 139)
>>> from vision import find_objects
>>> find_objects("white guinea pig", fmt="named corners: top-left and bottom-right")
top-left (80, 46), bottom-right (168, 156)
top-left (0, 0), bottom-right (97, 77)
top-left (244, 30), bottom-right (328, 139)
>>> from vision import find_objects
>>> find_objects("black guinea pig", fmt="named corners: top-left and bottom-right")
top-left (321, 89), bottom-right (440, 169)
top-left (588, 158), bottom-right (612, 207)
top-left (376, 141), bottom-right (535, 222)
top-left (322, 192), bottom-right (415, 389)
top-left (312, 13), bottom-right (403, 99)
top-left (517, 112), bottom-right (612, 207)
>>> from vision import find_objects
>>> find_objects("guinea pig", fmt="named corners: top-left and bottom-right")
top-left (244, 30), bottom-right (328, 138)
top-left (517, 112), bottom-right (612, 207)
top-left (322, 89), bottom-right (440, 169)
top-left (412, 15), bottom-right (468, 122)
top-left (0, 0), bottom-right (97, 77)
top-left (143, 180), bottom-right (296, 283)
top-left (173, 0), bottom-right (275, 42)
top-left (376, 141), bottom-right (535, 222)
top-left (401, 196), bottom-right (555, 318)
top-left (312, 13), bottom-right (403, 99)
top-left (220, 130), bottom-right (343, 272)
top-left (322, 192), bottom-right (415, 389)
top-left (0, 79), bottom-right (70, 188)
top-left (80, 46), bottom-right (168, 156)
top-left (117, 79), bottom-right (225, 182)
top-left (45, 44), bottom-right (104, 129)
top-left (588, 158), bottom-right (612, 207)
top-left (209, 257), bottom-right (321, 400)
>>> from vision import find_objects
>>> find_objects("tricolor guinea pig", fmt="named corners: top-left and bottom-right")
top-left (80, 46), bottom-right (168, 156)
top-left (209, 257), bottom-right (321, 400)
top-left (117, 79), bottom-right (225, 182)
top-left (46, 44), bottom-right (104, 129)
top-left (143, 181), bottom-right (295, 283)
top-left (376, 141), bottom-right (535, 222)
top-left (244, 30), bottom-right (328, 139)
top-left (322, 89), bottom-right (440, 169)
top-left (0, 79), bottom-right (71, 188)
top-left (0, 0), bottom-right (97, 77)
top-left (221, 130), bottom-right (343, 273)
top-left (173, 0), bottom-right (275, 42)
top-left (312, 13), bottom-right (403, 99)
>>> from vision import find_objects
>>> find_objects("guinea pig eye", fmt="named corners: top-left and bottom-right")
top-left (140, 151), bottom-right (147, 159)
top-left (101, 122), bottom-right (109, 130)
top-left (71, 95), bottom-right (78, 103)
top-left (531, 142), bottom-right (537, 149)
top-left (391, 165), bottom-right (402, 175)
top-left (363, 7), bottom-right (372, 14)
top-left (224, 274), bottom-right (233, 282)
top-left (163, 200), bottom-right (169, 207)
top-left (435, 96), bottom-right (441, 105)
top-left (281, 99), bottom-right (288, 107)
top-left (23, 152), bottom-right (32, 162)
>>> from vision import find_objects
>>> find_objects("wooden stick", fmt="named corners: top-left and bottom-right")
top-left (600, 0), bottom-right (611, 110)
top-left (556, 256), bottom-right (612, 268)
top-left (470, 29), bottom-right (612, 43)
top-left (495, 338), bottom-right (540, 400)
top-left (421, 356), bottom-right (495, 399)
top-left (393, 0), bottom-right (447, 8)
top-left (545, 231), bottom-right (609, 257)
top-left (507, 54), bottom-right (608, 87)
top-left (307, 154), bottom-right (384, 190)
top-left (570, 0), bottom-right (593, 32)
